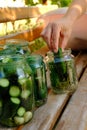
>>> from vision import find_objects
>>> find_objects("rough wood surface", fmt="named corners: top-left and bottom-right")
top-left (0, 23), bottom-right (45, 44)
top-left (75, 51), bottom-right (87, 79)
top-left (0, 6), bottom-right (58, 23)
top-left (55, 66), bottom-right (87, 130)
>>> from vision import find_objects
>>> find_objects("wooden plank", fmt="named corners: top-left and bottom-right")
top-left (0, 6), bottom-right (58, 23)
top-left (55, 67), bottom-right (87, 130)
top-left (75, 51), bottom-right (87, 79)
top-left (0, 23), bottom-right (45, 43)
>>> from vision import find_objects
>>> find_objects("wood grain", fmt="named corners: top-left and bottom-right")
top-left (75, 51), bottom-right (87, 79)
top-left (55, 67), bottom-right (87, 130)
top-left (0, 23), bottom-right (45, 44)
top-left (0, 6), bottom-right (58, 23)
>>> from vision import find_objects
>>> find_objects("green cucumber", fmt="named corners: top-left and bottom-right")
top-left (14, 116), bottom-right (24, 125)
top-left (18, 77), bottom-right (33, 90)
top-left (17, 106), bottom-right (26, 117)
top-left (0, 99), bottom-right (3, 116)
top-left (10, 97), bottom-right (20, 104)
top-left (21, 96), bottom-right (34, 111)
top-left (24, 111), bottom-right (33, 123)
top-left (18, 78), bottom-right (27, 85)
top-left (0, 118), bottom-right (15, 127)
top-left (1, 97), bottom-right (20, 119)
top-left (9, 86), bottom-right (21, 97)
top-left (54, 48), bottom-right (66, 74)
top-left (0, 78), bottom-right (9, 87)
top-left (21, 90), bottom-right (31, 99)
top-left (2, 56), bottom-right (12, 63)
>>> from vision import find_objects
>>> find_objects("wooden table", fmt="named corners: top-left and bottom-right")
top-left (0, 50), bottom-right (87, 130)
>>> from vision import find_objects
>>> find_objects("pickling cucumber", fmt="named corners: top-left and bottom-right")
top-left (9, 85), bottom-right (21, 97)
top-left (21, 90), bottom-right (31, 99)
top-left (0, 118), bottom-right (16, 127)
top-left (1, 97), bottom-right (20, 119)
top-left (24, 111), bottom-right (33, 123)
top-left (0, 78), bottom-right (9, 96)
top-left (17, 106), bottom-right (26, 117)
top-left (0, 78), bottom-right (9, 87)
top-left (0, 99), bottom-right (3, 116)
top-left (10, 97), bottom-right (20, 105)
top-left (21, 96), bottom-right (34, 111)
top-left (2, 56), bottom-right (12, 63)
top-left (54, 48), bottom-right (66, 74)
top-left (14, 116), bottom-right (24, 125)
top-left (18, 77), bottom-right (33, 90)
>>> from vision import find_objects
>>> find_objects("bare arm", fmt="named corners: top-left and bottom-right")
top-left (64, 0), bottom-right (87, 24)
top-left (39, 0), bottom-right (87, 52)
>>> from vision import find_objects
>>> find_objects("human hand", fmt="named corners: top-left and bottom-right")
top-left (41, 17), bottom-right (73, 52)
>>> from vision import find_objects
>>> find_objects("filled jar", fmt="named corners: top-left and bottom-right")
top-left (26, 54), bottom-right (48, 107)
top-left (0, 54), bottom-right (34, 127)
top-left (47, 48), bottom-right (78, 94)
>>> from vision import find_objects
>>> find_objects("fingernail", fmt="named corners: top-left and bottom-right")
top-left (54, 49), bottom-right (58, 53)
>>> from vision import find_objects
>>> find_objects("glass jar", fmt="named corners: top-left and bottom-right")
top-left (0, 54), bottom-right (34, 127)
top-left (47, 48), bottom-right (78, 94)
top-left (26, 54), bottom-right (48, 107)
top-left (5, 39), bottom-right (31, 55)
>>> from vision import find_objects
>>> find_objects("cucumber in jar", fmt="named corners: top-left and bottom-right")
top-left (0, 78), bottom-right (9, 96)
top-left (1, 97), bottom-right (20, 119)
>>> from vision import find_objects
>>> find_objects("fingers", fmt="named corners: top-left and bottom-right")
top-left (51, 24), bottom-right (61, 52)
top-left (41, 23), bottom-right (61, 52)
top-left (60, 31), bottom-right (71, 49)
top-left (41, 22), bottom-right (71, 52)
top-left (41, 23), bottom-right (53, 50)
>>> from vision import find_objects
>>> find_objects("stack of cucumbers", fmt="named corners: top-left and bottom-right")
top-left (0, 55), bottom-right (34, 127)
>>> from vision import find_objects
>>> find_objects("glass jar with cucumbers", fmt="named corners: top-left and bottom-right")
top-left (0, 54), bottom-right (34, 127)
top-left (47, 48), bottom-right (78, 94)
top-left (26, 54), bottom-right (48, 107)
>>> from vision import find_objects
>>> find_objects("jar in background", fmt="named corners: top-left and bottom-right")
top-left (26, 54), bottom-right (48, 107)
top-left (47, 48), bottom-right (78, 94)
top-left (0, 54), bottom-right (34, 127)
top-left (5, 39), bottom-right (31, 55)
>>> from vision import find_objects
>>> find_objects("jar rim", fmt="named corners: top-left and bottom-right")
top-left (5, 39), bottom-right (29, 47)
top-left (26, 54), bottom-right (43, 60)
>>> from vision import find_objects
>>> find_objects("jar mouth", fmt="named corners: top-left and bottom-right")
top-left (5, 39), bottom-right (29, 48)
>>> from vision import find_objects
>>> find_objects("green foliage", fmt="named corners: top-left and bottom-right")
top-left (59, 0), bottom-right (72, 7)
top-left (51, 0), bottom-right (59, 5)
top-left (25, 0), bottom-right (72, 7)
top-left (51, 0), bottom-right (72, 7)
top-left (25, 0), bottom-right (38, 5)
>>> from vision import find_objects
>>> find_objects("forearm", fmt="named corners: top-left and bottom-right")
top-left (64, 0), bottom-right (87, 24)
